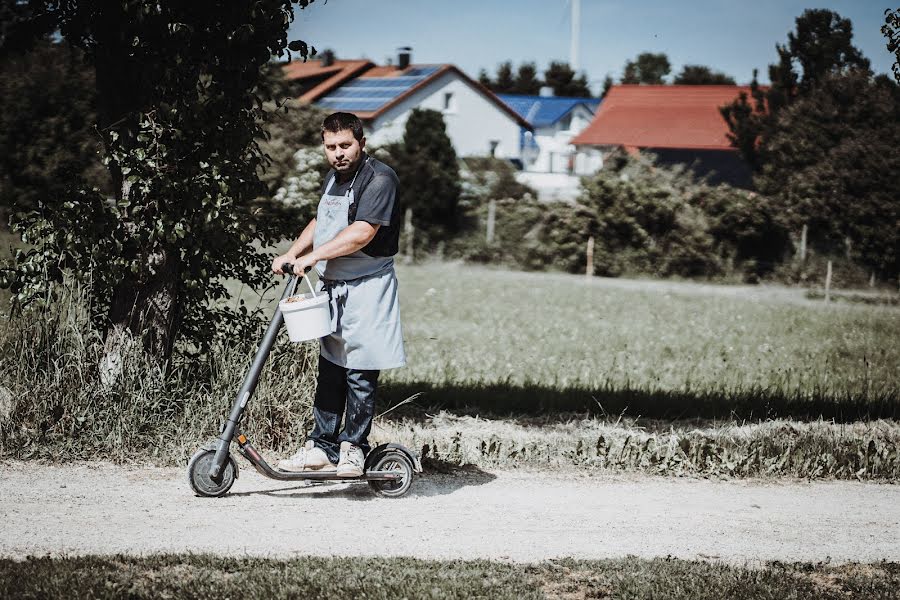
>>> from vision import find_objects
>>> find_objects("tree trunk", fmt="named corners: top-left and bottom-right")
top-left (92, 16), bottom-right (181, 380)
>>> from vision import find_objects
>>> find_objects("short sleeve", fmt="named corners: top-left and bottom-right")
top-left (354, 174), bottom-right (397, 226)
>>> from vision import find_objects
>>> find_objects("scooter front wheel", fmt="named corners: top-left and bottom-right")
top-left (367, 451), bottom-right (414, 498)
top-left (187, 448), bottom-right (238, 497)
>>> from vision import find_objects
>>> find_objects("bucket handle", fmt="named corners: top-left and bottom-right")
top-left (280, 263), bottom-right (317, 299)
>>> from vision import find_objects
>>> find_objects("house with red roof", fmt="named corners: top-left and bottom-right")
top-left (283, 50), bottom-right (532, 161)
top-left (571, 85), bottom-right (755, 187)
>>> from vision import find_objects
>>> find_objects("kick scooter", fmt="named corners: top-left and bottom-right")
top-left (187, 262), bottom-right (421, 498)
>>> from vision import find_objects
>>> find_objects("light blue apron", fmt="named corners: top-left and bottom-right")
top-left (312, 165), bottom-right (406, 370)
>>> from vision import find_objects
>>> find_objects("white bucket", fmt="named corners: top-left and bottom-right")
top-left (279, 273), bottom-right (332, 343)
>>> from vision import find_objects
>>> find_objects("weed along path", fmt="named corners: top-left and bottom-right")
top-left (1, 462), bottom-right (899, 565)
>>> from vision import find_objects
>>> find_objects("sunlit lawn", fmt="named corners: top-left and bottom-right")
top-left (229, 260), bottom-right (899, 418)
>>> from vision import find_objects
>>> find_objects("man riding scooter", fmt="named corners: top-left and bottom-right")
top-left (272, 112), bottom-right (406, 477)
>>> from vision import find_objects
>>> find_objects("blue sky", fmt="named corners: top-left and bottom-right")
top-left (288, 1), bottom-right (896, 94)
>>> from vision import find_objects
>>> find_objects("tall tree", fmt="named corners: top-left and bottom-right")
top-left (673, 65), bottom-right (736, 85)
top-left (396, 109), bottom-right (461, 235)
top-left (477, 68), bottom-right (492, 88)
top-left (621, 52), bottom-right (670, 84)
top-left (543, 61), bottom-right (591, 97)
top-left (600, 74), bottom-right (614, 98)
top-left (721, 9), bottom-right (870, 171)
top-left (512, 62), bottom-right (542, 95)
top-left (494, 61), bottom-right (515, 93)
top-left (759, 72), bottom-right (899, 278)
top-left (1, 0), bottom-right (317, 362)
top-left (0, 40), bottom-right (108, 221)
top-left (884, 8), bottom-right (900, 83)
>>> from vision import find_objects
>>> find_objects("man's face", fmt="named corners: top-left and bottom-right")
top-left (323, 129), bottom-right (366, 174)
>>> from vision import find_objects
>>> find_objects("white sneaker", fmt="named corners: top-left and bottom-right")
top-left (277, 440), bottom-right (335, 472)
top-left (336, 441), bottom-right (365, 477)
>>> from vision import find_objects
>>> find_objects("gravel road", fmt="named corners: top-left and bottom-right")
top-left (1, 461), bottom-right (898, 564)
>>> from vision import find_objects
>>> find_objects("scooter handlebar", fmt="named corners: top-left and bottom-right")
top-left (279, 262), bottom-right (311, 276)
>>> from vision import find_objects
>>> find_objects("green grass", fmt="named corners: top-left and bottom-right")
top-left (1, 555), bottom-right (898, 600)
top-left (381, 263), bottom-right (899, 420)
top-left (2, 260), bottom-right (899, 477)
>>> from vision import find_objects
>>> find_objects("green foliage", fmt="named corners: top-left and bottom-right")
top-left (542, 61), bottom-right (591, 97)
top-left (581, 155), bottom-right (789, 279)
top-left (885, 8), bottom-right (900, 83)
top-left (459, 157), bottom-right (535, 203)
top-left (621, 52), bottom-right (671, 84)
top-left (722, 9), bottom-right (871, 170)
top-left (493, 60), bottom-right (515, 93)
top-left (0, 0), bottom-right (319, 356)
top-left (512, 62), bottom-right (542, 95)
top-left (446, 155), bottom-right (791, 281)
top-left (254, 96), bottom-right (327, 241)
top-left (0, 41), bottom-right (109, 219)
top-left (256, 100), bottom-right (327, 197)
top-left (673, 64), bottom-right (736, 85)
top-left (721, 9), bottom-right (897, 280)
top-left (757, 71), bottom-right (900, 278)
top-left (0, 279), bottom-right (317, 461)
top-left (387, 109), bottom-right (461, 238)
top-left (480, 61), bottom-right (592, 98)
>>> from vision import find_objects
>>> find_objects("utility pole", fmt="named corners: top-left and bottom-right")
top-left (570, 0), bottom-right (581, 72)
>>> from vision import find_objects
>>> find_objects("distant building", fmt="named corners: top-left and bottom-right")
top-left (282, 52), bottom-right (532, 161)
top-left (571, 85), bottom-right (756, 187)
top-left (497, 92), bottom-right (600, 174)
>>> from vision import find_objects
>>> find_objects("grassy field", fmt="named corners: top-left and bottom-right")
top-left (2, 259), bottom-right (898, 477)
top-left (376, 263), bottom-right (899, 420)
top-left (2, 554), bottom-right (898, 599)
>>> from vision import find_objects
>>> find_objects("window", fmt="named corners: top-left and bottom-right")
top-left (443, 92), bottom-right (454, 112)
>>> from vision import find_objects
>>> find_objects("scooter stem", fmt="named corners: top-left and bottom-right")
top-left (208, 274), bottom-right (299, 480)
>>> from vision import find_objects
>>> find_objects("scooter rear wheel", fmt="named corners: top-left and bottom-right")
top-left (367, 451), bottom-right (414, 498)
top-left (187, 448), bottom-right (238, 497)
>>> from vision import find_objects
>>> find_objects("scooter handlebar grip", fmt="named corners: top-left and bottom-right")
top-left (279, 263), bottom-right (312, 276)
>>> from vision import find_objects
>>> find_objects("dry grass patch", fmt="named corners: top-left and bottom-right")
top-left (372, 413), bottom-right (900, 480)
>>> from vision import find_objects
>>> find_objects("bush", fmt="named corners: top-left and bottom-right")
top-left (459, 157), bottom-right (535, 203)
top-left (390, 109), bottom-right (462, 238)
top-left (0, 281), bottom-right (317, 462)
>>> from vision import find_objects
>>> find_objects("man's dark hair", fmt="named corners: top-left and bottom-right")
top-left (321, 112), bottom-right (364, 141)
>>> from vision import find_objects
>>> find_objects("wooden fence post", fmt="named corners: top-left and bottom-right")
top-left (403, 208), bottom-right (414, 265)
top-left (825, 260), bottom-right (833, 302)
top-left (799, 224), bottom-right (808, 263)
top-left (586, 236), bottom-right (595, 278)
top-left (486, 199), bottom-right (496, 245)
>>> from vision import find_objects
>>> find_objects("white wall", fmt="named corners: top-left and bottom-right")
top-left (366, 70), bottom-right (523, 159)
top-left (573, 146), bottom-right (605, 175)
top-left (523, 104), bottom-right (598, 174)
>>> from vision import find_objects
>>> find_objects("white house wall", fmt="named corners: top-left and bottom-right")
top-left (524, 104), bottom-right (598, 174)
top-left (366, 71), bottom-right (523, 159)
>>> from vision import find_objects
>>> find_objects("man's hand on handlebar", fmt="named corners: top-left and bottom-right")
top-left (272, 253), bottom-right (317, 276)
top-left (271, 253), bottom-right (296, 275)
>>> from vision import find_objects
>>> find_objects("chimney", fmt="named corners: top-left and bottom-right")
top-left (539, 86), bottom-right (554, 97)
top-left (321, 49), bottom-right (335, 67)
top-left (397, 47), bottom-right (411, 70)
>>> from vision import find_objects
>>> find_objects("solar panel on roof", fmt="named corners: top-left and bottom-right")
top-left (403, 66), bottom-right (439, 77)
top-left (314, 67), bottom-right (440, 113)
top-left (317, 99), bottom-right (384, 111)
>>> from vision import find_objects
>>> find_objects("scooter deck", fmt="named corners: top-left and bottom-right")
top-left (259, 468), bottom-right (403, 482)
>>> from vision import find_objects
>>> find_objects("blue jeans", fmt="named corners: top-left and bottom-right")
top-left (308, 355), bottom-right (379, 464)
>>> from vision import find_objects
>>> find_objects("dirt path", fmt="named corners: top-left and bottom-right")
top-left (1, 461), bottom-right (898, 564)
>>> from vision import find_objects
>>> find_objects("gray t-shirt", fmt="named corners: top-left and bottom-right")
top-left (320, 153), bottom-right (401, 257)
